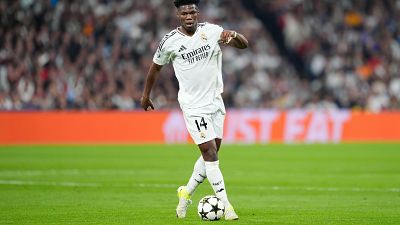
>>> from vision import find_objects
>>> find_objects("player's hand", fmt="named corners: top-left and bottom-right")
top-left (140, 96), bottom-right (154, 111)
top-left (219, 30), bottom-right (236, 44)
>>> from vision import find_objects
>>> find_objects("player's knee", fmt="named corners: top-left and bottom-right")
top-left (199, 141), bottom-right (218, 161)
top-left (201, 147), bottom-right (218, 161)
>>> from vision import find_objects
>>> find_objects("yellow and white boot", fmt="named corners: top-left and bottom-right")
top-left (176, 186), bottom-right (192, 218)
top-left (225, 205), bottom-right (239, 220)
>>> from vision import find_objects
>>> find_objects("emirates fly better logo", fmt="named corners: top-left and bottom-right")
top-left (181, 44), bottom-right (211, 64)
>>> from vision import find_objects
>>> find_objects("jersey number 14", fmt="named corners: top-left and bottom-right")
top-left (195, 117), bottom-right (208, 132)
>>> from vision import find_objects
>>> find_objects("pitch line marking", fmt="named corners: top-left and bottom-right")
top-left (0, 169), bottom-right (158, 176)
top-left (0, 180), bottom-right (100, 187)
top-left (253, 186), bottom-right (400, 193)
top-left (0, 180), bottom-right (398, 193)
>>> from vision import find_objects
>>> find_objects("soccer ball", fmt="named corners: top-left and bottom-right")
top-left (197, 195), bottom-right (225, 221)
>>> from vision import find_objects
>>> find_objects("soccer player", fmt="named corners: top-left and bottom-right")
top-left (140, 0), bottom-right (248, 220)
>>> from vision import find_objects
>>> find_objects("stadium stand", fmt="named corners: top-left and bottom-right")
top-left (0, 0), bottom-right (399, 111)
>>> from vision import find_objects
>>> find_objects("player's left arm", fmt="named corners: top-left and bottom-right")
top-left (220, 30), bottom-right (248, 49)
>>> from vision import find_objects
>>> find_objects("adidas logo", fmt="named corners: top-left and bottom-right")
top-left (178, 45), bottom-right (187, 52)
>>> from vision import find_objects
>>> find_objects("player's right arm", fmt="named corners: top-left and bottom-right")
top-left (141, 62), bottom-right (163, 111)
top-left (141, 31), bottom-right (175, 111)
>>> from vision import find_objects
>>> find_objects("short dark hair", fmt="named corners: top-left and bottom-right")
top-left (173, 0), bottom-right (200, 8)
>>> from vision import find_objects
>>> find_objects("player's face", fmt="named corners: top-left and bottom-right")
top-left (176, 4), bottom-right (199, 34)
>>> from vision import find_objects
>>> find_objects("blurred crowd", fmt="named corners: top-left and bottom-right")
top-left (262, 0), bottom-right (400, 111)
top-left (0, 0), bottom-right (399, 112)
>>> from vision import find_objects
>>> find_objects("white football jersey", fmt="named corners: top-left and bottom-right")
top-left (153, 22), bottom-right (224, 110)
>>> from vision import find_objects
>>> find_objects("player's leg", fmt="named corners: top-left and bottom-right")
top-left (184, 138), bottom-right (220, 196)
top-left (177, 155), bottom-right (206, 218)
top-left (176, 112), bottom-right (215, 218)
top-left (177, 139), bottom-right (219, 217)
top-left (185, 155), bottom-right (206, 194)
top-left (177, 104), bottom-right (237, 219)
top-left (209, 105), bottom-right (239, 220)
top-left (198, 140), bottom-right (238, 220)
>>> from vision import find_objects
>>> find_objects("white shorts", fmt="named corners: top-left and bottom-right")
top-left (182, 95), bottom-right (226, 145)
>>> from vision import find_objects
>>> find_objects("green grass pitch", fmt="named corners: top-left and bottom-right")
top-left (0, 143), bottom-right (400, 225)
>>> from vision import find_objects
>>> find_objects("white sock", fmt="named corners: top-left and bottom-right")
top-left (205, 160), bottom-right (231, 208)
top-left (186, 156), bottom-right (206, 195)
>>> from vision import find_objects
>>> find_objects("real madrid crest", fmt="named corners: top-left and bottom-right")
top-left (201, 33), bottom-right (208, 42)
top-left (200, 132), bottom-right (206, 139)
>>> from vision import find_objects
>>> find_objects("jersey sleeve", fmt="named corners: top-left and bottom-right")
top-left (153, 32), bottom-right (177, 65)
top-left (207, 23), bottom-right (224, 43)
top-left (214, 24), bottom-right (224, 37)
top-left (153, 43), bottom-right (171, 66)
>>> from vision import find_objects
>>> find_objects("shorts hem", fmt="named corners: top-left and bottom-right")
top-left (193, 135), bottom-right (217, 145)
